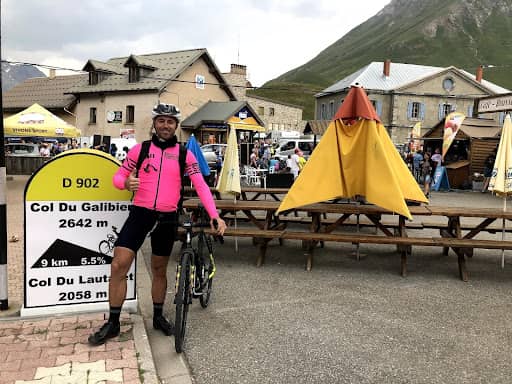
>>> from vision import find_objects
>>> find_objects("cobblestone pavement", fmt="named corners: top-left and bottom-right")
top-left (1, 175), bottom-right (158, 384)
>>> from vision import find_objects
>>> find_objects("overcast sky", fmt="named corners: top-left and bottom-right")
top-left (2, 0), bottom-right (391, 86)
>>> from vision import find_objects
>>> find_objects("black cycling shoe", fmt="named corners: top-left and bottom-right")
top-left (88, 322), bottom-right (120, 346)
top-left (153, 316), bottom-right (175, 336)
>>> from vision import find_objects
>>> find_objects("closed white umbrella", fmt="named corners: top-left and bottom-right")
top-left (488, 114), bottom-right (512, 268)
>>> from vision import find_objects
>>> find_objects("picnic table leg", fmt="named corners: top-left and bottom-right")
top-left (398, 216), bottom-right (409, 277)
top-left (256, 239), bottom-right (269, 267)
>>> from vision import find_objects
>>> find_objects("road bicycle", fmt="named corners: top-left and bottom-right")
top-left (98, 226), bottom-right (119, 255)
top-left (174, 204), bottom-right (222, 353)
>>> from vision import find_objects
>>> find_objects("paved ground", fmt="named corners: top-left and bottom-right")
top-left (144, 189), bottom-right (512, 384)
top-left (4, 174), bottom-right (512, 383)
top-left (1, 175), bottom-right (161, 384)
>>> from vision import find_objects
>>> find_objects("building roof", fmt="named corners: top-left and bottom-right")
top-left (181, 101), bottom-right (264, 129)
top-left (423, 117), bottom-right (502, 139)
top-left (317, 62), bottom-right (509, 97)
top-left (67, 48), bottom-right (235, 99)
top-left (303, 120), bottom-right (330, 135)
top-left (3, 74), bottom-right (84, 111)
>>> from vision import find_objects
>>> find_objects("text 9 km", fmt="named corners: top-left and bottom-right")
top-left (62, 177), bottom-right (99, 188)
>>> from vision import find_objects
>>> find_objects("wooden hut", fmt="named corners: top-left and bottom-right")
top-left (302, 120), bottom-right (330, 147)
top-left (421, 117), bottom-right (501, 188)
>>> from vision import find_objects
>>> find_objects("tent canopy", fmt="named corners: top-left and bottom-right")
top-left (4, 103), bottom-right (81, 138)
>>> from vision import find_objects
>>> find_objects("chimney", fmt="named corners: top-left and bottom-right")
top-left (230, 64), bottom-right (247, 76)
top-left (383, 59), bottom-right (391, 77)
top-left (49, 69), bottom-right (56, 79)
top-left (476, 65), bottom-right (483, 83)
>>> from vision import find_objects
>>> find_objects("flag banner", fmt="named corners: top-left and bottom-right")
top-left (442, 112), bottom-right (465, 160)
top-left (410, 122), bottom-right (422, 152)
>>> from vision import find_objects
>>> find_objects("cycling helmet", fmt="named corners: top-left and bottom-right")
top-left (152, 103), bottom-right (181, 122)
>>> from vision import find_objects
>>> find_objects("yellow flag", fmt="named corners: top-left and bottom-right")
top-left (442, 112), bottom-right (465, 160)
top-left (277, 119), bottom-right (427, 219)
top-left (410, 122), bottom-right (422, 152)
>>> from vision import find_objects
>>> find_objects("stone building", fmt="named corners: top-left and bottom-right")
top-left (222, 64), bottom-right (304, 134)
top-left (315, 60), bottom-right (510, 144)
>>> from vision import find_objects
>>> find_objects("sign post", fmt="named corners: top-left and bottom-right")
top-left (431, 166), bottom-right (450, 191)
top-left (21, 149), bottom-right (135, 317)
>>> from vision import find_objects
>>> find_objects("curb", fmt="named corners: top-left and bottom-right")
top-left (132, 313), bottom-right (160, 384)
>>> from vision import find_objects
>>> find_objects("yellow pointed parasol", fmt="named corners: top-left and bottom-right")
top-left (277, 86), bottom-right (427, 219)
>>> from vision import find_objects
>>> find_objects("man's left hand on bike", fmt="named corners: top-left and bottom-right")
top-left (211, 217), bottom-right (227, 236)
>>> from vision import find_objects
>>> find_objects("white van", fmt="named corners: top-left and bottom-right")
top-left (275, 138), bottom-right (315, 160)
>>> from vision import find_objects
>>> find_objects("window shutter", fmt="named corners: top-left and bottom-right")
top-left (376, 101), bottom-right (382, 117)
top-left (420, 103), bottom-right (425, 120)
top-left (467, 105), bottom-right (473, 117)
top-left (499, 112), bottom-right (505, 125)
top-left (438, 104), bottom-right (444, 120)
top-left (407, 101), bottom-right (413, 119)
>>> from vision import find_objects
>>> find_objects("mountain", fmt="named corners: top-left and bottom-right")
top-left (249, 0), bottom-right (512, 120)
top-left (1, 62), bottom-right (45, 92)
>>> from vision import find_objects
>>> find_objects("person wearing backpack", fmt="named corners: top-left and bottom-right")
top-left (89, 103), bottom-right (226, 346)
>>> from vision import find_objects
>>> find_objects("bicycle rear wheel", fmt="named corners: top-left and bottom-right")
top-left (175, 251), bottom-right (192, 353)
top-left (198, 236), bottom-right (214, 308)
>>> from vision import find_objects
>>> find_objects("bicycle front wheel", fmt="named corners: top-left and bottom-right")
top-left (175, 250), bottom-right (192, 353)
top-left (98, 240), bottom-right (111, 255)
top-left (199, 237), bottom-right (214, 308)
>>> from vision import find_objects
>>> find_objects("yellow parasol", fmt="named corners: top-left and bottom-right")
top-left (277, 86), bottom-right (427, 219)
top-left (4, 103), bottom-right (81, 138)
top-left (488, 113), bottom-right (512, 268)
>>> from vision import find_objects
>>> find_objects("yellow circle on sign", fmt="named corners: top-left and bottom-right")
top-left (25, 149), bottom-right (133, 201)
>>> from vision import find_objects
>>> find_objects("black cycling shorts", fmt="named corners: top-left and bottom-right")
top-left (114, 205), bottom-right (178, 256)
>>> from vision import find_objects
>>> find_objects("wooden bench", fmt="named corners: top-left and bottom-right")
top-left (198, 226), bottom-right (512, 281)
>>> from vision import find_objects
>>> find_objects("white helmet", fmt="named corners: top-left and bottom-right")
top-left (152, 103), bottom-right (181, 122)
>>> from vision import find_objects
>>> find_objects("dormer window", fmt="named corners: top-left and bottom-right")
top-left (129, 66), bottom-right (140, 83)
top-left (89, 71), bottom-right (99, 85)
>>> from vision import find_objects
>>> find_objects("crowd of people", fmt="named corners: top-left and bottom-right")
top-left (404, 147), bottom-right (443, 198)
top-left (248, 139), bottom-right (307, 180)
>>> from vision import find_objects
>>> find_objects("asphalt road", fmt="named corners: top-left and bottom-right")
top-left (143, 191), bottom-right (512, 384)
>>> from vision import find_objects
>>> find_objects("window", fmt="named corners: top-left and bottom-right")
top-left (126, 105), bottom-right (135, 124)
top-left (269, 107), bottom-right (275, 116)
top-left (438, 103), bottom-right (453, 120)
top-left (89, 72), bottom-right (99, 85)
top-left (128, 66), bottom-right (140, 83)
top-left (258, 106), bottom-right (264, 115)
top-left (329, 101), bottom-right (334, 118)
top-left (411, 102), bottom-right (421, 118)
top-left (321, 103), bottom-right (326, 120)
top-left (407, 101), bottom-right (425, 120)
top-left (89, 107), bottom-right (97, 124)
top-left (442, 77), bottom-right (455, 92)
top-left (442, 103), bottom-right (452, 116)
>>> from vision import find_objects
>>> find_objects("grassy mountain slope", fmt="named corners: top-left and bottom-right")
top-left (249, 0), bottom-right (512, 119)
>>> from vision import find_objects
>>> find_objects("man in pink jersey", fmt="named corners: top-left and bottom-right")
top-left (89, 103), bottom-right (227, 345)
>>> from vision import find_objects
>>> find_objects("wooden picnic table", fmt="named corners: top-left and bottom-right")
top-left (183, 199), bottom-right (512, 281)
top-left (183, 186), bottom-right (289, 201)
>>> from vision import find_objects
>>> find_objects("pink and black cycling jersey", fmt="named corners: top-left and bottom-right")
top-left (113, 142), bottom-right (219, 219)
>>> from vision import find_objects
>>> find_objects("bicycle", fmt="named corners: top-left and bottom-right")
top-left (98, 226), bottom-right (119, 255)
top-left (174, 204), bottom-right (222, 353)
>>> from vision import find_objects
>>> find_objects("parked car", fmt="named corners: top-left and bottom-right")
top-left (5, 143), bottom-right (41, 157)
top-left (275, 139), bottom-right (315, 160)
top-left (200, 144), bottom-right (227, 166)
